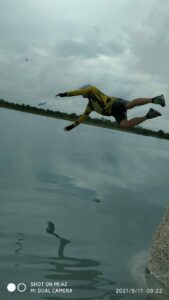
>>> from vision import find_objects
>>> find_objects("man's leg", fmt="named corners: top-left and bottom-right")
top-left (126, 98), bottom-right (152, 109)
top-left (120, 116), bottom-right (147, 129)
top-left (120, 109), bottom-right (161, 129)
top-left (126, 95), bottom-right (165, 109)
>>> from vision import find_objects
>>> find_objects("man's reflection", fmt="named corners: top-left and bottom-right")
top-left (45, 221), bottom-right (117, 300)
top-left (46, 221), bottom-right (70, 258)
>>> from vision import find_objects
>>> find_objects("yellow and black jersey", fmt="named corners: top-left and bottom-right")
top-left (65, 86), bottom-right (118, 127)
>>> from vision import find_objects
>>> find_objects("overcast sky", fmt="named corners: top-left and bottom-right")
top-left (0, 0), bottom-right (169, 131)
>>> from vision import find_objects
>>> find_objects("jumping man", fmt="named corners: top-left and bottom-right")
top-left (55, 85), bottom-right (166, 131)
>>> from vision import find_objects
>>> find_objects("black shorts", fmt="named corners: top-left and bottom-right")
top-left (111, 98), bottom-right (128, 124)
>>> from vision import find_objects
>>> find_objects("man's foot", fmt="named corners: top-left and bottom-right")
top-left (146, 108), bottom-right (162, 119)
top-left (152, 95), bottom-right (166, 107)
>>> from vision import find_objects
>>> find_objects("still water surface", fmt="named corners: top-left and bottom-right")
top-left (0, 109), bottom-right (169, 300)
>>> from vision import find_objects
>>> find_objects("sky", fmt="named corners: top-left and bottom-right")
top-left (0, 0), bottom-right (169, 131)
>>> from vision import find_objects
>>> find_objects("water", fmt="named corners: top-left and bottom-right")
top-left (0, 108), bottom-right (169, 300)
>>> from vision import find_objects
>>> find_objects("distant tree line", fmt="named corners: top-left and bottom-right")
top-left (0, 98), bottom-right (169, 140)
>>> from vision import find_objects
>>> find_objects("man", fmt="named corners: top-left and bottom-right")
top-left (55, 85), bottom-right (165, 131)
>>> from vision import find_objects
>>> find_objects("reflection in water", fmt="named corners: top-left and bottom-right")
top-left (15, 232), bottom-right (24, 255)
top-left (92, 198), bottom-right (101, 203)
top-left (46, 221), bottom-right (71, 259)
top-left (45, 221), bottom-right (118, 300)
top-left (14, 232), bottom-right (25, 268)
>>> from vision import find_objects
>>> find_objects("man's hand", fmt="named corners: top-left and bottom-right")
top-left (64, 124), bottom-right (75, 132)
top-left (55, 93), bottom-right (67, 97)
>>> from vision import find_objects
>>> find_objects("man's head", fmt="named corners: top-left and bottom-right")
top-left (79, 84), bottom-right (92, 89)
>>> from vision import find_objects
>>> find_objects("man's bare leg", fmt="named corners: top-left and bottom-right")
top-left (126, 94), bottom-right (166, 109)
top-left (120, 108), bottom-right (161, 129)
top-left (126, 98), bottom-right (152, 109)
top-left (120, 117), bottom-right (147, 129)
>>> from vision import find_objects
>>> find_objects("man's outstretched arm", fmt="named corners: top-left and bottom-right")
top-left (55, 86), bottom-right (96, 98)
top-left (64, 105), bottom-right (93, 132)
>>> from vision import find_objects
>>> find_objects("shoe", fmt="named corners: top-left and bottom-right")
top-left (146, 108), bottom-right (162, 119)
top-left (152, 95), bottom-right (166, 107)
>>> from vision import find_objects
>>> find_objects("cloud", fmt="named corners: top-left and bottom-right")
top-left (55, 34), bottom-right (126, 59)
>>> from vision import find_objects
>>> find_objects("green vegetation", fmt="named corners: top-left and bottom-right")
top-left (0, 98), bottom-right (169, 140)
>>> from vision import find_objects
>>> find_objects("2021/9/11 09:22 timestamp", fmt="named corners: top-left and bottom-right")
top-left (114, 288), bottom-right (163, 294)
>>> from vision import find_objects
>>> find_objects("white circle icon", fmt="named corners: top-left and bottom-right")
top-left (17, 283), bottom-right (27, 292)
top-left (7, 283), bottom-right (16, 292)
